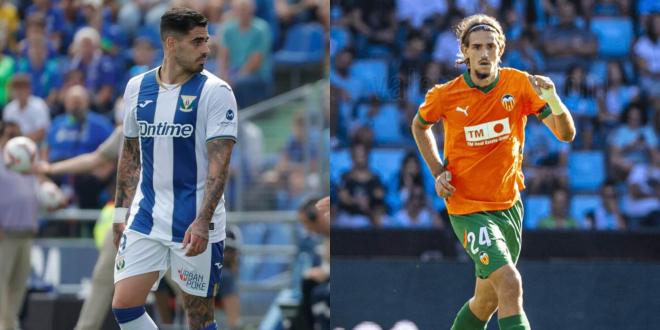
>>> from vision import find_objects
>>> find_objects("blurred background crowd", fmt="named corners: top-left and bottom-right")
top-left (0, 0), bottom-right (329, 329)
top-left (330, 0), bottom-right (660, 231)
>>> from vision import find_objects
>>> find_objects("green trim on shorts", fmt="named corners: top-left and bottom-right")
top-left (449, 200), bottom-right (524, 279)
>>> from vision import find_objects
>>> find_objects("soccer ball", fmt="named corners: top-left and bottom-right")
top-left (38, 181), bottom-right (65, 209)
top-left (3, 136), bottom-right (37, 173)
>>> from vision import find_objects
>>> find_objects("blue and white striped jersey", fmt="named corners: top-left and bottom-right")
top-left (122, 67), bottom-right (238, 243)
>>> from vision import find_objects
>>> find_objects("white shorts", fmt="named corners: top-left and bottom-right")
top-left (114, 229), bottom-right (224, 297)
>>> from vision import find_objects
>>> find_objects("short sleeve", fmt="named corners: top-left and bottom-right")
top-left (417, 85), bottom-right (444, 124)
top-left (122, 79), bottom-right (139, 138)
top-left (206, 84), bottom-right (238, 142)
top-left (521, 73), bottom-right (550, 119)
top-left (97, 126), bottom-right (123, 161)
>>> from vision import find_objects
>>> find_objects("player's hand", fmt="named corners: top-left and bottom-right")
top-left (183, 219), bottom-right (209, 257)
top-left (315, 196), bottom-right (330, 221)
top-left (435, 170), bottom-right (455, 199)
top-left (528, 75), bottom-right (556, 100)
top-left (32, 161), bottom-right (51, 175)
top-left (112, 223), bottom-right (125, 250)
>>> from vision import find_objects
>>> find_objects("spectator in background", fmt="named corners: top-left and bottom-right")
top-left (18, 13), bottom-right (57, 60)
top-left (538, 188), bottom-right (580, 229)
top-left (117, 0), bottom-right (170, 40)
top-left (561, 65), bottom-right (598, 149)
top-left (0, 29), bottom-right (15, 108)
top-left (2, 74), bottom-right (50, 144)
top-left (0, 0), bottom-right (19, 52)
top-left (503, 29), bottom-right (545, 74)
top-left (44, 85), bottom-right (114, 208)
top-left (25, 0), bottom-right (66, 53)
top-left (586, 180), bottom-right (626, 230)
top-left (126, 36), bottom-right (158, 82)
top-left (16, 35), bottom-right (61, 107)
top-left (329, 48), bottom-right (357, 102)
top-left (67, 26), bottom-right (118, 113)
top-left (633, 13), bottom-right (660, 101)
top-left (540, 0), bottom-right (598, 72)
top-left (597, 61), bottom-right (640, 130)
top-left (218, 0), bottom-right (272, 108)
top-left (622, 151), bottom-right (660, 228)
top-left (397, 151), bottom-right (423, 206)
top-left (336, 143), bottom-right (386, 227)
top-left (388, 184), bottom-right (439, 228)
top-left (523, 118), bottom-right (570, 193)
top-left (0, 121), bottom-right (40, 330)
top-left (608, 103), bottom-right (658, 180)
top-left (215, 225), bottom-right (243, 329)
top-left (343, 0), bottom-right (396, 55)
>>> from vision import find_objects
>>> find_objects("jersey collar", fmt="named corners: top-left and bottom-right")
top-left (463, 69), bottom-right (500, 93)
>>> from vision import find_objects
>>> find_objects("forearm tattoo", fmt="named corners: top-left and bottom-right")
top-left (115, 138), bottom-right (141, 209)
top-left (183, 293), bottom-right (215, 329)
top-left (198, 139), bottom-right (235, 222)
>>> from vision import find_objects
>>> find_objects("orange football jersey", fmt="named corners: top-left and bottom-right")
top-left (418, 68), bottom-right (550, 215)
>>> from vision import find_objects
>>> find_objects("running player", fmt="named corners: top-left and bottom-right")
top-left (411, 14), bottom-right (575, 330)
top-left (111, 8), bottom-right (237, 330)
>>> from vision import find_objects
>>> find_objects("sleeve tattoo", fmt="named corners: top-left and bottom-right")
top-left (114, 138), bottom-right (141, 212)
top-left (197, 139), bottom-right (235, 223)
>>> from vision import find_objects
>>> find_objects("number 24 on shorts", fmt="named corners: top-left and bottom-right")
top-left (463, 227), bottom-right (492, 254)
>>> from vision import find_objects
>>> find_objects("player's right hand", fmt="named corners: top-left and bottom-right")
top-left (435, 170), bottom-right (455, 199)
top-left (112, 223), bottom-right (126, 250)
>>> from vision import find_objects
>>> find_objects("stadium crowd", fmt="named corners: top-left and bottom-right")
top-left (1, 0), bottom-right (328, 329)
top-left (330, 0), bottom-right (659, 230)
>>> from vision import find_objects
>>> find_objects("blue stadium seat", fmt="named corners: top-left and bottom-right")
top-left (330, 26), bottom-right (351, 56)
top-left (371, 104), bottom-right (404, 144)
top-left (570, 194), bottom-right (602, 227)
top-left (590, 17), bottom-right (634, 58)
top-left (568, 151), bottom-right (606, 192)
top-left (330, 149), bottom-right (351, 184)
top-left (524, 194), bottom-right (552, 229)
top-left (349, 59), bottom-right (390, 98)
top-left (369, 149), bottom-right (406, 184)
top-left (273, 23), bottom-right (325, 66)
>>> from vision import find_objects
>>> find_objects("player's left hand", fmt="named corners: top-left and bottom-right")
top-left (183, 219), bottom-right (209, 257)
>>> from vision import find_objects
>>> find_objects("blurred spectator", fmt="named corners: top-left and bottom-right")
top-left (329, 48), bottom-right (357, 102)
top-left (523, 118), bottom-right (569, 193)
top-left (561, 65), bottom-right (598, 149)
top-left (395, 0), bottom-right (447, 29)
top-left (67, 26), bottom-right (118, 113)
top-left (43, 85), bottom-right (114, 208)
top-left (607, 103), bottom-right (658, 180)
top-left (215, 225), bottom-right (243, 329)
top-left (0, 0), bottom-right (19, 52)
top-left (503, 29), bottom-right (545, 74)
top-left (0, 121), bottom-right (40, 330)
top-left (397, 151), bottom-right (423, 205)
top-left (16, 35), bottom-right (61, 107)
top-left (126, 36), bottom-right (158, 81)
top-left (18, 13), bottom-right (58, 60)
top-left (540, 0), bottom-right (598, 72)
top-left (622, 151), bottom-right (660, 228)
top-left (586, 180), bottom-right (626, 230)
top-left (387, 184), bottom-right (439, 228)
top-left (291, 196), bottom-right (330, 330)
top-left (538, 188), bottom-right (580, 229)
top-left (218, 0), bottom-right (272, 108)
top-left (0, 29), bottom-right (15, 107)
top-left (275, 0), bottom-right (321, 29)
top-left (336, 143), bottom-right (386, 227)
top-left (25, 0), bottom-right (66, 53)
top-left (597, 61), bottom-right (640, 130)
top-left (117, 0), bottom-right (169, 40)
top-left (633, 13), bottom-right (660, 101)
top-left (2, 74), bottom-right (50, 144)
top-left (341, 0), bottom-right (396, 55)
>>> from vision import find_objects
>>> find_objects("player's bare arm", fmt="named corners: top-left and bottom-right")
top-left (182, 138), bottom-right (235, 257)
top-left (411, 114), bottom-right (455, 198)
top-left (113, 137), bottom-right (141, 249)
top-left (528, 74), bottom-right (576, 142)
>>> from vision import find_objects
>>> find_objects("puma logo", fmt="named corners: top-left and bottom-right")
top-left (456, 106), bottom-right (469, 116)
top-left (138, 100), bottom-right (153, 108)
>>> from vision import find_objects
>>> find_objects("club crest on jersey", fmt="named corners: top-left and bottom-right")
top-left (179, 95), bottom-right (197, 112)
top-left (501, 94), bottom-right (515, 111)
top-left (479, 251), bottom-right (489, 265)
